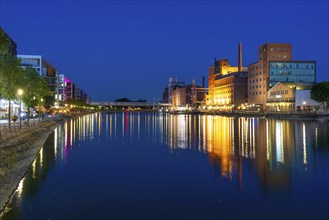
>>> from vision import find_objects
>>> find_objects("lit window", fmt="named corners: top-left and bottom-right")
top-left (270, 48), bottom-right (274, 52)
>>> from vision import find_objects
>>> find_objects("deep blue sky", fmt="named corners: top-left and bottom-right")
top-left (1, 1), bottom-right (328, 102)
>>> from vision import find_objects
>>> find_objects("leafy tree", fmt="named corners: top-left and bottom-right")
top-left (311, 81), bottom-right (329, 111)
top-left (0, 28), bottom-right (11, 55)
top-left (0, 55), bottom-right (24, 127)
top-left (21, 67), bottom-right (50, 124)
top-left (44, 95), bottom-right (55, 110)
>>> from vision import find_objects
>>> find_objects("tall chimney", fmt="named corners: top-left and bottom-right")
top-left (238, 42), bottom-right (242, 72)
top-left (202, 76), bottom-right (205, 88)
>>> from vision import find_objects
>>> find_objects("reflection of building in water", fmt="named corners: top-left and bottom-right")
top-left (256, 119), bottom-right (300, 192)
top-left (160, 113), bottom-right (319, 193)
top-left (207, 117), bottom-right (235, 178)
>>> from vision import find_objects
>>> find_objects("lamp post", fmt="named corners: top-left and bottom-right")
top-left (39, 98), bottom-right (44, 121)
top-left (17, 89), bottom-right (24, 129)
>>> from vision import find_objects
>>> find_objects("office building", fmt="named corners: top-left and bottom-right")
top-left (248, 43), bottom-right (292, 109)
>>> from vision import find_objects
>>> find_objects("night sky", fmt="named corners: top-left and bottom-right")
top-left (1, 1), bottom-right (328, 102)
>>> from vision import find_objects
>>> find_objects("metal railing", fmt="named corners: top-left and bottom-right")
top-left (0, 119), bottom-right (46, 145)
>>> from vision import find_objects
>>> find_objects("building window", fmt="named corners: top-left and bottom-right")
top-left (270, 48), bottom-right (274, 52)
top-left (277, 48), bottom-right (281, 52)
top-left (284, 55), bottom-right (287, 59)
top-left (277, 55), bottom-right (281, 59)
top-left (284, 48), bottom-right (288, 52)
top-left (256, 92), bottom-right (258, 95)
top-left (259, 57), bottom-right (262, 61)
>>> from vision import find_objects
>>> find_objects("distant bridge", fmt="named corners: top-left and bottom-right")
top-left (91, 101), bottom-right (171, 108)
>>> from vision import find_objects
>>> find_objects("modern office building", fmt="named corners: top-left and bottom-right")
top-left (207, 43), bottom-right (248, 110)
top-left (18, 55), bottom-right (59, 103)
top-left (248, 43), bottom-right (292, 109)
top-left (266, 82), bottom-right (320, 112)
top-left (268, 61), bottom-right (316, 86)
top-left (0, 28), bottom-right (17, 57)
top-left (248, 43), bottom-right (317, 110)
top-left (64, 77), bottom-right (74, 101)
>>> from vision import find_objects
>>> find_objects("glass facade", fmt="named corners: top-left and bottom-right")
top-left (269, 61), bottom-right (315, 87)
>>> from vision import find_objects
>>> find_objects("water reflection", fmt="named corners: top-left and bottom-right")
top-left (2, 112), bottom-right (328, 220)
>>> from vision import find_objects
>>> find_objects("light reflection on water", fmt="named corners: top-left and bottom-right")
top-left (1, 112), bottom-right (328, 220)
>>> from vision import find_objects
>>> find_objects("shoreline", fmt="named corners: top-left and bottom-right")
top-left (102, 110), bottom-right (329, 121)
top-left (0, 112), bottom-right (91, 216)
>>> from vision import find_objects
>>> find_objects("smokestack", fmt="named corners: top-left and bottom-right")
top-left (202, 76), bottom-right (205, 88)
top-left (238, 42), bottom-right (242, 72)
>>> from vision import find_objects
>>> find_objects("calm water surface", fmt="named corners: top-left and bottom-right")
top-left (1, 112), bottom-right (328, 220)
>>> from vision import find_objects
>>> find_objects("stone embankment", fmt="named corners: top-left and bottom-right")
top-left (0, 117), bottom-right (65, 215)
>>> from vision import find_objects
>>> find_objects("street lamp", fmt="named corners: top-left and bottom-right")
top-left (39, 98), bottom-right (44, 120)
top-left (17, 89), bottom-right (24, 129)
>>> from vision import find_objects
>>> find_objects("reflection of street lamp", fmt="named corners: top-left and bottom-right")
top-left (303, 101), bottom-right (306, 112)
top-left (17, 89), bottom-right (24, 129)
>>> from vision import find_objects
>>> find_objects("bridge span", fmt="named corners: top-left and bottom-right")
top-left (91, 101), bottom-right (171, 108)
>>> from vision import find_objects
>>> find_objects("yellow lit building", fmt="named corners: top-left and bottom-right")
top-left (206, 43), bottom-right (248, 110)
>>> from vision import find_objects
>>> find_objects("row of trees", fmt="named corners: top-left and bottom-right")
top-left (0, 31), bottom-right (50, 127)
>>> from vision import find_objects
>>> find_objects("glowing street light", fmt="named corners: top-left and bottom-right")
top-left (17, 89), bottom-right (24, 129)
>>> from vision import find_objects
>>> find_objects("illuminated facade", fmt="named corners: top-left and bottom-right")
top-left (18, 55), bottom-right (59, 105)
top-left (207, 43), bottom-right (248, 109)
top-left (207, 72), bottom-right (248, 109)
top-left (266, 82), bottom-right (321, 112)
top-left (248, 43), bottom-right (292, 109)
top-left (18, 55), bottom-right (91, 106)
top-left (269, 61), bottom-right (316, 87)
top-left (170, 85), bottom-right (187, 108)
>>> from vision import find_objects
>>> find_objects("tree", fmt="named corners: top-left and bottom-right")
top-left (0, 28), bottom-right (11, 55)
top-left (311, 81), bottom-right (329, 111)
top-left (44, 95), bottom-right (55, 110)
top-left (0, 55), bottom-right (24, 127)
top-left (21, 67), bottom-right (50, 124)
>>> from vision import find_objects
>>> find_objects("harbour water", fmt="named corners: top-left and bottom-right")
top-left (1, 112), bottom-right (328, 219)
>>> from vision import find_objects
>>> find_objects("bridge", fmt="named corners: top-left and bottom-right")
top-left (91, 101), bottom-right (171, 108)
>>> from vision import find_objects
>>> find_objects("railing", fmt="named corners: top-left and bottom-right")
top-left (267, 97), bottom-right (295, 103)
top-left (0, 119), bottom-right (46, 145)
